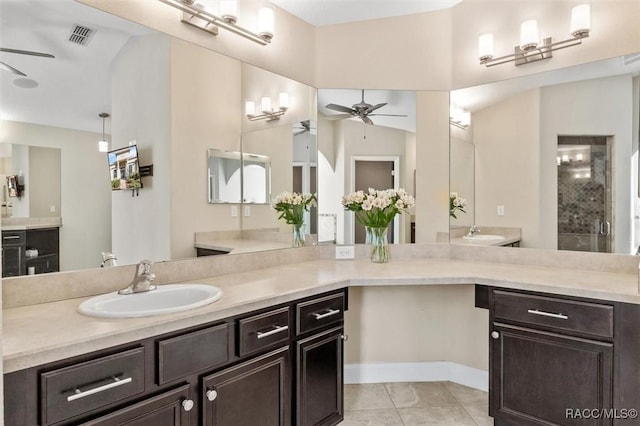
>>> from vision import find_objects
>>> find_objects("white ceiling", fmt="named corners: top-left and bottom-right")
top-left (0, 0), bottom-right (152, 133)
top-left (269, 0), bottom-right (462, 26)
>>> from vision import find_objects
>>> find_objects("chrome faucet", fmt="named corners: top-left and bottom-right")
top-left (467, 225), bottom-right (480, 237)
top-left (118, 260), bottom-right (157, 295)
top-left (101, 252), bottom-right (118, 268)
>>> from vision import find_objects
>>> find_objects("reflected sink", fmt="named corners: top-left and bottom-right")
top-left (78, 284), bottom-right (223, 318)
top-left (462, 234), bottom-right (506, 241)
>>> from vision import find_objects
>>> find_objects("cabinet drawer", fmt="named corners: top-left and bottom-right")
top-left (158, 323), bottom-right (229, 385)
top-left (2, 230), bottom-right (25, 245)
top-left (40, 347), bottom-right (145, 425)
top-left (238, 307), bottom-right (291, 357)
top-left (296, 292), bottom-right (345, 335)
top-left (493, 290), bottom-right (614, 339)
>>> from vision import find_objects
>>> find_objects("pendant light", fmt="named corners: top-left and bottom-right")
top-left (98, 112), bottom-right (110, 153)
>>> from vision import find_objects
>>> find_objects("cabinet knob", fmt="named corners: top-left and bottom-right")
top-left (491, 331), bottom-right (500, 340)
top-left (182, 399), bottom-right (194, 412)
top-left (206, 389), bottom-right (218, 402)
top-left (341, 334), bottom-right (349, 341)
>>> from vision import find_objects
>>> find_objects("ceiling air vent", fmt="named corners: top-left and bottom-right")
top-left (68, 24), bottom-right (96, 46)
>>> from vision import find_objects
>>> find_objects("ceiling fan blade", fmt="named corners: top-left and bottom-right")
top-left (369, 113), bottom-right (408, 117)
top-left (361, 116), bottom-right (374, 125)
top-left (0, 48), bottom-right (55, 58)
top-left (0, 60), bottom-right (26, 76)
top-left (365, 103), bottom-right (387, 113)
top-left (325, 103), bottom-right (353, 114)
top-left (325, 113), bottom-right (353, 120)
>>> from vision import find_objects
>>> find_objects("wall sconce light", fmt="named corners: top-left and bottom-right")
top-left (479, 4), bottom-right (590, 67)
top-left (98, 112), bottom-right (110, 153)
top-left (158, 0), bottom-right (275, 45)
top-left (246, 92), bottom-right (289, 121)
top-left (449, 105), bottom-right (470, 129)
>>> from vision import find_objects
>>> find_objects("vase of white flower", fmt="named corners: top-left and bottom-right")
top-left (272, 191), bottom-right (317, 248)
top-left (449, 192), bottom-right (467, 219)
top-left (342, 188), bottom-right (415, 263)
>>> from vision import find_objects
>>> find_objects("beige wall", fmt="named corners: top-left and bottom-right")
top-left (450, 125), bottom-right (475, 228)
top-left (29, 146), bottom-right (61, 218)
top-left (345, 285), bottom-right (489, 371)
top-left (474, 89), bottom-right (541, 248)
top-left (0, 121), bottom-right (111, 271)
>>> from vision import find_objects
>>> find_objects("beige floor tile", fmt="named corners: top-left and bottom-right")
top-left (384, 382), bottom-right (459, 408)
top-left (462, 404), bottom-right (493, 426)
top-left (344, 383), bottom-right (395, 411)
top-left (444, 382), bottom-right (488, 405)
top-left (339, 408), bottom-right (404, 425)
top-left (397, 406), bottom-right (478, 425)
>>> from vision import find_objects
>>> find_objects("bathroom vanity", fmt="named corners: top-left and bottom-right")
top-left (1, 226), bottom-right (60, 277)
top-left (4, 288), bottom-right (347, 425)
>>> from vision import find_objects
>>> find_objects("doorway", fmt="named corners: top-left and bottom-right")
top-left (557, 136), bottom-right (613, 253)
top-left (352, 158), bottom-right (398, 243)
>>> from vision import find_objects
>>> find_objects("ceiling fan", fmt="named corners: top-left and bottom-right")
top-left (325, 89), bottom-right (407, 125)
top-left (0, 48), bottom-right (55, 77)
top-left (293, 120), bottom-right (315, 136)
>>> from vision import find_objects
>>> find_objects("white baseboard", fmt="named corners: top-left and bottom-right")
top-left (344, 362), bottom-right (488, 392)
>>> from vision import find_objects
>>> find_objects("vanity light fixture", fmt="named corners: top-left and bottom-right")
top-left (246, 92), bottom-right (289, 122)
top-left (98, 112), bottom-right (110, 153)
top-left (449, 105), bottom-right (470, 129)
top-left (478, 4), bottom-right (591, 67)
top-left (158, 0), bottom-right (275, 45)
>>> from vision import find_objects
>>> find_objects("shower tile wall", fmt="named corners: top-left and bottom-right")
top-left (557, 136), bottom-right (609, 252)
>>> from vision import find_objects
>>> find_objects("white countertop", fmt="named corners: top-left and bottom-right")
top-left (196, 239), bottom-right (291, 254)
top-left (3, 257), bottom-right (638, 373)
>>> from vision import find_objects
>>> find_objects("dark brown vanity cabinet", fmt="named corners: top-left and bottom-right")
top-left (1, 230), bottom-right (25, 277)
top-left (479, 286), bottom-right (640, 426)
top-left (4, 288), bottom-right (347, 426)
top-left (1, 227), bottom-right (59, 277)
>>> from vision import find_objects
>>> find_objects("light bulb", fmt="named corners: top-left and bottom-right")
top-left (220, 1), bottom-right (238, 23)
top-left (278, 92), bottom-right (289, 110)
top-left (520, 19), bottom-right (539, 51)
top-left (245, 100), bottom-right (256, 116)
top-left (98, 140), bottom-right (109, 153)
top-left (261, 97), bottom-right (272, 113)
top-left (258, 7), bottom-right (274, 41)
top-left (478, 34), bottom-right (494, 62)
top-left (571, 4), bottom-right (590, 37)
top-left (562, 154), bottom-right (570, 163)
top-left (576, 153), bottom-right (584, 161)
top-left (460, 110), bottom-right (471, 127)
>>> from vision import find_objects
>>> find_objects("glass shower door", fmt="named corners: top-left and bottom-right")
top-left (557, 136), bottom-right (612, 253)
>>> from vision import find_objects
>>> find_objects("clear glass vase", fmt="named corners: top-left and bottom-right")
top-left (368, 226), bottom-right (389, 263)
top-left (292, 223), bottom-right (306, 247)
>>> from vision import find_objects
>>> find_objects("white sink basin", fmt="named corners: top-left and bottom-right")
top-left (462, 234), bottom-right (506, 241)
top-left (78, 284), bottom-right (223, 318)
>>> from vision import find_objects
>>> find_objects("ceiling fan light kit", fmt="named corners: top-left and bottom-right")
top-left (478, 4), bottom-right (591, 67)
top-left (157, 0), bottom-right (275, 45)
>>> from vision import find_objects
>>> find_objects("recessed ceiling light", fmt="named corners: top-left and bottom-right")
top-left (13, 78), bottom-right (39, 89)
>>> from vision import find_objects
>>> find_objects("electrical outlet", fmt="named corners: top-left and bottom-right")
top-left (335, 245), bottom-right (355, 260)
top-left (497, 205), bottom-right (505, 216)
top-left (244, 206), bottom-right (251, 217)
top-left (49, 205), bottom-right (56, 213)
top-left (231, 206), bottom-right (238, 217)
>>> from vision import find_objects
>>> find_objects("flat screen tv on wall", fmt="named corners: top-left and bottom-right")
top-left (107, 145), bottom-right (140, 191)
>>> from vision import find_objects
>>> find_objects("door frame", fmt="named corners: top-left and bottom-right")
top-left (349, 156), bottom-right (400, 244)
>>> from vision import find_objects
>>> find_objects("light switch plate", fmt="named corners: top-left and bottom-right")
top-left (497, 205), bottom-right (505, 216)
top-left (231, 206), bottom-right (238, 217)
top-left (244, 206), bottom-right (251, 217)
top-left (335, 246), bottom-right (355, 260)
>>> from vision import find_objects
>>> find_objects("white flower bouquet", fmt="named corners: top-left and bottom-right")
top-left (342, 188), bottom-right (415, 229)
top-left (272, 191), bottom-right (317, 226)
top-left (449, 192), bottom-right (467, 219)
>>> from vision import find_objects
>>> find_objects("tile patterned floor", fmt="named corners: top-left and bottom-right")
top-left (340, 382), bottom-right (493, 426)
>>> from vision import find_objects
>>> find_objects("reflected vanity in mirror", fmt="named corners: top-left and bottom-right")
top-left (450, 54), bottom-right (640, 254)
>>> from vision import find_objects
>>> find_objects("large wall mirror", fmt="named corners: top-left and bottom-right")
top-left (450, 54), bottom-right (640, 254)
top-left (0, 0), bottom-right (317, 274)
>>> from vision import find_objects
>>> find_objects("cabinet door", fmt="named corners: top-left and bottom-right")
top-left (2, 245), bottom-right (24, 277)
top-left (202, 347), bottom-right (290, 426)
top-left (491, 323), bottom-right (613, 426)
top-left (80, 384), bottom-right (192, 426)
top-left (296, 327), bottom-right (344, 426)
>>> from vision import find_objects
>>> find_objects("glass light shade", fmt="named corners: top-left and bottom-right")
top-left (258, 7), bottom-right (274, 40)
top-left (576, 153), bottom-right (584, 161)
top-left (245, 100), bottom-right (256, 116)
top-left (98, 140), bottom-right (109, 153)
top-left (220, 1), bottom-right (238, 23)
top-left (557, 157), bottom-right (561, 166)
top-left (520, 19), bottom-right (539, 51)
top-left (478, 33), bottom-right (494, 61)
top-left (460, 110), bottom-right (471, 127)
top-left (278, 92), bottom-right (289, 110)
top-left (198, 0), bottom-right (218, 14)
top-left (571, 4), bottom-right (591, 37)
top-left (261, 97), bottom-right (272, 113)
top-left (562, 154), bottom-right (570, 162)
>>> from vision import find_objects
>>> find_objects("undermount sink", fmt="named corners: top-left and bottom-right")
top-left (78, 284), bottom-right (223, 318)
top-left (462, 234), bottom-right (506, 241)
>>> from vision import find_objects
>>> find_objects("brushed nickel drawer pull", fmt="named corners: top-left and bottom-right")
top-left (314, 309), bottom-right (340, 320)
top-left (256, 325), bottom-right (288, 339)
top-left (3, 235), bottom-right (21, 240)
top-left (67, 376), bottom-right (133, 402)
top-left (527, 309), bottom-right (568, 320)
